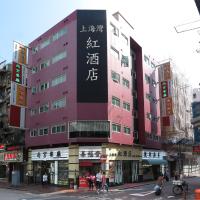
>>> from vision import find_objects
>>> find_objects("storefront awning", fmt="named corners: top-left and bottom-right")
top-left (142, 159), bottom-right (167, 165)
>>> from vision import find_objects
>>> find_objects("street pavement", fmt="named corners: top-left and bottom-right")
top-left (0, 176), bottom-right (200, 200)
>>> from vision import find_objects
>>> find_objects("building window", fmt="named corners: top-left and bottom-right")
top-left (110, 46), bottom-right (119, 59)
top-left (30, 129), bottom-right (38, 137)
top-left (112, 123), bottom-right (121, 133)
top-left (111, 71), bottom-right (120, 83)
top-left (51, 124), bottom-right (66, 134)
top-left (52, 27), bottom-right (67, 41)
top-left (146, 93), bottom-right (152, 101)
top-left (52, 74), bottom-right (66, 87)
top-left (152, 79), bottom-right (157, 87)
top-left (32, 46), bottom-right (38, 54)
top-left (39, 127), bottom-right (49, 136)
top-left (124, 126), bottom-right (131, 134)
top-left (39, 103), bottom-right (49, 113)
top-left (52, 51), bottom-right (67, 64)
top-left (40, 82), bottom-right (49, 91)
top-left (110, 23), bottom-right (119, 36)
top-left (121, 33), bottom-right (128, 45)
top-left (40, 38), bottom-right (51, 49)
top-left (121, 55), bottom-right (129, 67)
top-left (122, 78), bottom-right (130, 88)
top-left (144, 54), bottom-right (150, 64)
top-left (112, 96), bottom-right (120, 107)
top-left (31, 66), bottom-right (38, 74)
top-left (30, 108), bottom-right (37, 116)
top-left (40, 59), bottom-right (50, 70)
top-left (31, 86), bottom-right (37, 95)
top-left (145, 74), bottom-right (150, 84)
top-left (123, 102), bottom-right (130, 111)
top-left (52, 98), bottom-right (66, 109)
top-left (147, 112), bottom-right (152, 120)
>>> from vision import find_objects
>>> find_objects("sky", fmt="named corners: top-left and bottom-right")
top-left (1, 0), bottom-right (200, 88)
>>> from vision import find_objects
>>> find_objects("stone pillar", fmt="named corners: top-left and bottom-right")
top-left (26, 149), bottom-right (33, 183)
top-left (68, 145), bottom-right (79, 184)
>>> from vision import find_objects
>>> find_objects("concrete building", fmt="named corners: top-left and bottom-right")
top-left (158, 61), bottom-right (195, 176)
top-left (26, 10), bottom-right (164, 186)
top-left (0, 63), bottom-right (25, 183)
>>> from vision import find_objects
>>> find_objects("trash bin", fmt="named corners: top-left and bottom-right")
top-left (12, 170), bottom-right (20, 186)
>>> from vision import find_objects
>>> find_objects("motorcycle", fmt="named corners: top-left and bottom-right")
top-left (172, 180), bottom-right (188, 195)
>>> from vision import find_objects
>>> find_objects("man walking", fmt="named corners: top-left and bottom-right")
top-left (96, 170), bottom-right (102, 194)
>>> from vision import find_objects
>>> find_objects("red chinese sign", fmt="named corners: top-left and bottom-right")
top-left (193, 146), bottom-right (200, 153)
top-left (4, 152), bottom-right (17, 161)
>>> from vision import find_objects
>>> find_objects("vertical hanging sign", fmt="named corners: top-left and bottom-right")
top-left (9, 41), bottom-right (28, 129)
top-left (77, 10), bottom-right (108, 103)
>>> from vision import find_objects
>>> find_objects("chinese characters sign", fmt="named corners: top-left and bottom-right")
top-left (12, 62), bottom-right (27, 86)
top-left (31, 147), bottom-right (69, 161)
top-left (13, 41), bottom-right (27, 65)
top-left (77, 10), bottom-right (108, 103)
top-left (79, 146), bottom-right (102, 160)
top-left (4, 151), bottom-right (23, 162)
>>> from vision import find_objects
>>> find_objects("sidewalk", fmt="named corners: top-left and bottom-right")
top-left (0, 179), bottom-right (156, 195)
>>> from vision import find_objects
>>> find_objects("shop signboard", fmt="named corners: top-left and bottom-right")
top-left (4, 151), bottom-right (23, 162)
top-left (31, 147), bottom-right (69, 161)
top-left (13, 41), bottom-right (27, 65)
top-left (79, 146), bottom-right (102, 160)
top-left (142, 150), bottom-right (166, 160)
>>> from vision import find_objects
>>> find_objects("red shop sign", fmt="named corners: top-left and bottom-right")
top-left (79, 177), bottom-right (88, 188)
top-left (4, 152), bottom-right (17, 161)
top-left (100, 154), bottom-right (107, 162)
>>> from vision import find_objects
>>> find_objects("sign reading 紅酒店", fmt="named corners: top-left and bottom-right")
top-left (77, 10), bottom-right (108, 103)
top-left (31, 147), bottom-right (68, 161)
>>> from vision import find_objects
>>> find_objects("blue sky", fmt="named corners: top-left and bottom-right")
top-left (1, 0), bottom-right (200, 88)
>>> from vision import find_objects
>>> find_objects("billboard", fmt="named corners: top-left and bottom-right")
top-left (77, 10), bottom-right (108, 103)
top-left (9, 41), bottom-right (28, 129)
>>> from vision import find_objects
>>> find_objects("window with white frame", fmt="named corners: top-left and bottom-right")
top-left (39, 127), bottom-right (49, 136)
top-left (40, 59), bottom-right (50, 70)
top-left (122, 78), bottom-right (130, 88)
top-left (30, 108), bottom-right (37, 116)
top-left (51, 124), bottom-right (66, 134)
top-left (52, 74), bottom-right (66, 87)
top-left (52, 27), bottom-right (67, 41)
top-left (121, 33), bottom-right (128, 45)
top-left (52, 98), bottom-right (66, 109)
top-left (112, 123), bottom-right (121, 133)
top-left (110, 46), bottom-right (119, 59)
top-left (124, 126), bottom-right (131, 134)
top-left (111, 71), bottom-right (120, 83)
top-left (31, 86), bottom-right (37, 95)
top-left (40, 82), bottom-right (49, 91)
top-left (30, 129), bottom-right (38, 137)
top-left (31, 66), bottom-right (38, 74)
top-left (112, 96), bottom-right (120, 107)
top-left (52, 51), bottom-right (67, 64)
top-left (40, 38), bottom-right (50, 49)
top-left (110, 23), bottom-right (119, 36)
top-left (123, 102), bottom-right (130, 111)
top-left (39, 103), bottom-right (49, 113)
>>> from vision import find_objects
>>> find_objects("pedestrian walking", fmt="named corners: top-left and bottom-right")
top-left (102, 172), bottom-right (108, 192)
top-left (96, 170), bottom-right (102, 194)
top-left (42, 172), bottom-right (48, 186)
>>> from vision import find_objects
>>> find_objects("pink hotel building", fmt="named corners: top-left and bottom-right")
top-left (26, 10), bottom-right (163, 186)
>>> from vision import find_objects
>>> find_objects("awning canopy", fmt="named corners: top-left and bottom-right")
top-left (142, 159), bottom-right (167, 165)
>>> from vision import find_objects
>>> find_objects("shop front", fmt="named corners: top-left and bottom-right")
top-left (142, 149), bottom-right (167, 181)
top-left (78, 146), bottom-right (102, 188)
top-left (0, 152), bottom-right (6, 178)
top-left (102, 144), bottom-right (142, 185)
top-left (4, 149), bottom-right (24, 184)
top-left (31, 147), bottom-right (69, 185)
